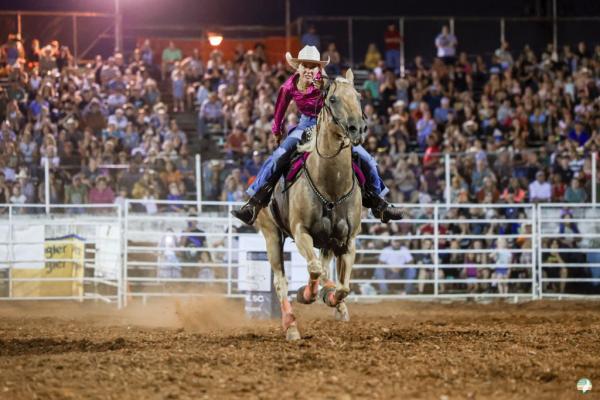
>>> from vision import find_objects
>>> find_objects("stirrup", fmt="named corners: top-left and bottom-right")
top-left (231, 200), bottom-right (262, 225)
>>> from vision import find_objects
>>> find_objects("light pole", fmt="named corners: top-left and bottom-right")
top-left (115, 0), bottom-right (123, 53)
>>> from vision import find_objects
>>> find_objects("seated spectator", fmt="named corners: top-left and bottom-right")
top-left (433, 97), bottom-right (452, 125)
top-left (528, 171), bottom-right (551, 202)
top-left (88, 176), bottom-right (115, 204)
top-left (198, 92), bottom-right (223, 135)
top-left (323, 42), bottom-right (341, 76)
top-left (375, 239), bottom-right (413, 295)
top-left (565, 178), bottom-right (587, 203)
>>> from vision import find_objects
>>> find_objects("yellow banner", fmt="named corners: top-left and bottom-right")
top-left (11, 237), bottom-right (85, 298)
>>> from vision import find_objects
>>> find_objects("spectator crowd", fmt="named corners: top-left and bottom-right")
top-left (0, 25), bottom-right (598, 295)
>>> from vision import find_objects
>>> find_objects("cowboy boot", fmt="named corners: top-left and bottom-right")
top-left (231, 185), bottom-right (274, 225)
top-left (362, 190), bottom-right (405, 223)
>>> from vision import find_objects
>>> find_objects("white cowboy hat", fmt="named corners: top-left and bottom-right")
top-left (285, 45), bottom-right (330, 70)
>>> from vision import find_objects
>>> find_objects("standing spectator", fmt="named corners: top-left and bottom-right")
top-left (543, 239), bottom-right (568, 293)
top-left (140, 39), bottom-right (154, 67)
top-left (161, 41), bottom-right (182, 80)
top-left (383, 24), bottom-right (401, 74)
top-left (171, 62), bottom-right (185, 112)
top-left (435, 25), bottom-right (458, 64)
top-left (492, 238), bottom-right (511, 295)
top-left (416, 111), bottom-right (436, 151)
top-left (375, 239), bottom-right (413, 294)
top-left (301, 26), bottom-right (321, 49)
top-left (158, 228), bottom-right (181, 279)
top-left (528, 171), bottom-right (552, 202)
top-left (416, 239), bottom-right (437, 295)
top-left (494, 40), bottom-right (514, 70)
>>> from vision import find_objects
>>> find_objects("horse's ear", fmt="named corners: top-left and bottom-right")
top-left (345, 69), bottom-right (354, 85)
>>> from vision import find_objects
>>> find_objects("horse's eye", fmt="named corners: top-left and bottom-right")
top-left (330, 96), bottom-right (337, 103)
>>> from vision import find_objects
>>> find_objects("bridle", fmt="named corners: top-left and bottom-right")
top-left (301, 77), bottom-right (363, 214)
top-left (314, 78), bottom-right (363, 159)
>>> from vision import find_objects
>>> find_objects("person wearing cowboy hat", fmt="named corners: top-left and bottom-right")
top-left (231, 46), bottom-right (405, 225)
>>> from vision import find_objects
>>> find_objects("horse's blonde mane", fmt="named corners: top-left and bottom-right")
top-left (297, 77), bottom-right (356, 154)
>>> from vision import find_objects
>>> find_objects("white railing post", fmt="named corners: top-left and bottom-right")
top-left (445, 153), bottom-right (451, 206)
top-left (500, 18), bottom-right (505, 45)
top-left (531, 205), bottom-right (537, 299)
top-left (592, 152), bottom-right (597, 206)
top-left (536, 204), bottom-right (544, 299)
top-left (227, 203), bottom-right (233, 297)
top-left (195, 154), bottom-right (202, 214)
top-left (8, 205), bottom-right (13, 299)
top-left (433, 204), bottom-right (439, 297)
top-left (123, 199), bottom-right (129, 307)
top-left (399, 17), bottom-right (405, 77)
top-left (44, 156), bottom-right (50, 215)
top-left (449, 17), bottom-right (455, 35)
top-left (116, 203), bottom-right (123, 309)
top-left (347, 17), bottom-right (354, 68)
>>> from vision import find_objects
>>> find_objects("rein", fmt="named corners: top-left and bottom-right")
top-left (302, 78), bottom-right (359, 214)
top-left (314, 80), bottom-right (352, 159)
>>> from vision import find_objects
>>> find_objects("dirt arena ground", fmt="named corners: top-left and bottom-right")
top-left (0, 299), bottom-right (599, 400)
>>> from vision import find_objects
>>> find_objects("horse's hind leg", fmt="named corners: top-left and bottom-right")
top-left (257, 215), bottom-right (300, 340)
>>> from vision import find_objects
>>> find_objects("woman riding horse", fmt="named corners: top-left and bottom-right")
top-left (232, 46), bottom-right (403, 225)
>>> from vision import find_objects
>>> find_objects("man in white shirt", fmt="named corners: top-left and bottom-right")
top-left (528, 171), bottom-right (551, 202)
top-left (434, 25), bottom-right (457, 64)
top-left (374, 239), bottom-right (413, 294)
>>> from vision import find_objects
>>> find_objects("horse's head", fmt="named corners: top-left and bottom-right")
top-left (322, 70), bottom-right (366, 146)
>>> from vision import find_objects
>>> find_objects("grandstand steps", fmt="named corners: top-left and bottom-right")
top-left (352, 69), bottom-right (369, 89)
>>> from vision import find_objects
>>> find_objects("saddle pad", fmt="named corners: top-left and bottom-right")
top-left (285, 152), bottom-right (366, 186)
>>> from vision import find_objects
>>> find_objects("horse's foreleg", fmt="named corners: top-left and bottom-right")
top-left (319, 249), bottom-right (335, 288)
top-left (321, 242), bottom-right (354, 322)
top-left (293, 224), bottom-right (322, 303)
top-left (259, 217), bottom-right (300, 340)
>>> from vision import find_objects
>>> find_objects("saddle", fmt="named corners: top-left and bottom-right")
top-left (270, 141), bottom-right (367, 240)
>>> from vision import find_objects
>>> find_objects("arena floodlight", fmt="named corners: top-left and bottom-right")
top-left (207, 32), bottom-right (223, 47)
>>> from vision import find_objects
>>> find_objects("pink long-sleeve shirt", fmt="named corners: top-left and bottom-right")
top-left (271, 72), bottom-right (324, 135)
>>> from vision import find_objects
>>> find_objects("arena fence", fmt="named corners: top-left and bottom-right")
top-left (1, 201), bottom-right (599, 307)
top-left (0, 204), bottom-right (123, 307)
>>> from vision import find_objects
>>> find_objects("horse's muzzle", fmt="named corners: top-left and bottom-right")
top-left (347, 122), bottom-right (365, 146)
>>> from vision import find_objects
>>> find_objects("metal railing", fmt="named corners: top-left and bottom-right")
top-left (293, 15), bottom-right (600, 71)
top-left (1, 201), bottom-right (600, 307)
top-left (0, 204), bottom-right (122, 306)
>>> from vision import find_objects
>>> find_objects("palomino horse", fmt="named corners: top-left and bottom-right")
top-left (255, 70), bottom-right (365, 340)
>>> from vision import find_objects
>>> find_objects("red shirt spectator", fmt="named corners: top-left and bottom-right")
top-left (88, 177), bottom-right (115, 204)
top-left (384, 24), bottom-right (402, 51)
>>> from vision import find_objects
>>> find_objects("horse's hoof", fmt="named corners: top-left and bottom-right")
top-left (286, 325), bottom-right (301, 341)
top-left (320, 286), bottom-right (337, 307)
top-left (296, 285), bottom-right (316, 304)
top-left (334, 302), bottom-right (350, 322)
